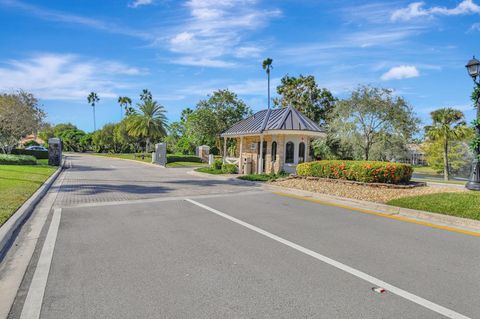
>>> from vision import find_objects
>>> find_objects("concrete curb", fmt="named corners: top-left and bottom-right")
top-left (264, 184), bottom-right (480, 233)
top-left (0, 160), bottom-right (64, 259)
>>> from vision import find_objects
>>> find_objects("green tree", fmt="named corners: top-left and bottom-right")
top-left (185, 90), bottom-right (251, 153)
top-left (262, 58), bottom-right (273, 109)
top-left (273, 75), bottom-right (336, 125)
top-left (0, 91), bottom-right (45, 153)
top-left (329, 86), bottom-right (419, 161)
top-left (87, 92), bottom-right (99, 131)
top-left (127, 99), bottom-right (168, 155)
top-left (140, 89), bottom-right (152, 102)
top-left (425, 108), bottom-right (472, 180)
top-left (117, 96), bottom-right (132, 120)
top-left (422, 139), bottom-right (473, 177)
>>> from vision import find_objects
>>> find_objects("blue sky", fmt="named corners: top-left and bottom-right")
top-left (1, 0), bottom-right (479, 132)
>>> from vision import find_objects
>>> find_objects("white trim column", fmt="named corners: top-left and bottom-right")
top-left (239, 136), bottom-right (244, 174)
top-left (223, 136), bottom-right (227, 163)
top-left (258, 134), bottom-right (264, 174)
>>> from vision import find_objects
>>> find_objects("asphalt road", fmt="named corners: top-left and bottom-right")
top-left (7, 154), bottom-right (480, 318)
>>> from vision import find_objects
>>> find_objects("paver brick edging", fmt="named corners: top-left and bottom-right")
top-left (0, 160), bottom-right (64, 259)
top-left (288, 175), bottom-right (426, 189)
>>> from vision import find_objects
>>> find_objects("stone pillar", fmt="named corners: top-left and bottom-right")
top-left (239, 136), bottom-right (244, 174)
top-left (208, 154), bottom-right (214, 166)
top-left (223, 136), bottom-right (227, 163)
top-left (48, 138), bottom-right (62, 166)
top-left (153, 143), bottom-right (167, 167)
top-left (258, 135), bottom-right (264, 174)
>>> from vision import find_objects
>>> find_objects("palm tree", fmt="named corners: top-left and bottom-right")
top-left (127, 99), bottom-right (168, 155)
top-left (117, 96), bottom-right (132, 120)
top-left (425, 108), bottom-right (470, 180)
top-left (262, 58), bottom-right (273, 109)
top-left (140, 89), bottom-right (152, 102)
top-left (87, 92), bottom-right (100, 131)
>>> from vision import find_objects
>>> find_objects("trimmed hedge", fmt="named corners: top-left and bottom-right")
top-left (166, 155), bottom-right (202, 163)
top-left (296, 160), bottom-right (413, 184)
top-left (213, 159), bottom-right (223, 170)
top-left (11, 148), bottom-right (49, 159)
top-left (0, 154), bottom-right (37, 165)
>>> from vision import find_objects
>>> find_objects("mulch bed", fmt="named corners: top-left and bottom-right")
top-left (281, 175), bottom-right (426, 189)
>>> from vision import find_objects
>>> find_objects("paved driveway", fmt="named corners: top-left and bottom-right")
top-left (8, 154), bottom-right (480, 318)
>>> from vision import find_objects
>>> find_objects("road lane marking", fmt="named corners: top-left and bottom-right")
top-left (20, 208), bottom-right (62, 319)
top-left (273, 192), bottom-right (480, 237)
top-left (185, 198), bottom-right (470, 319)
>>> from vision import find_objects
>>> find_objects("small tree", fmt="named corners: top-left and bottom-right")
top-left (330, 86), bottom-right (419, 161)
top-left (127, 98), bottom-right (168, 155)
top-left (87, 92), bottom-right (100, 131)
top-left (0, 91), bottom-right (45, 153)
top-left (425, 108), bottom-right (472, 180)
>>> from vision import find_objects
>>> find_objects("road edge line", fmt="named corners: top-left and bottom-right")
top-left (185, 198), bottom-right (470, 319)
top-left (19, 208), bottom-right (62, 319)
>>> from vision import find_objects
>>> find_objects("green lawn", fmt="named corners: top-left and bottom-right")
top-left (93, 153), bottom-right (152, 163)
top-left (387, 192), bottom-right (480, 221)
top-left (413, 166), bottom-right (440, 175)
top-left (166, 161), bottom-right (208, 168)
top-left (0, 162), bottom-right (57, 226)
top-left (91, 153), bottom-right (207, 168)
top-left (194, 167), bottom-right (224, 175)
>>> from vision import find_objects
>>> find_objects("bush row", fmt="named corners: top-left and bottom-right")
top-left (166, 155), bottom-right (203, 163)
top-left (11, 148), bottom-right (49, 159)
top-left (296, 160), bottom-right (413, 184)
top-left (0, 154), bottom-right (37, 165)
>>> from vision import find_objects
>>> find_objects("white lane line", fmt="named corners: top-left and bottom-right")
top-left (20, 208), bottom-right (62, 319)
top-left (185, 198), bottom-right (470, 319)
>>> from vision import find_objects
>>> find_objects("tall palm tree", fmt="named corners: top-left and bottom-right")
top-left (262, 58), bottom-right (273, 109)
top-left (117, 96), bottom-right (132, 120)
top-left (127, 99), bottom-right (168, 155)
top-left (140, 89), bottom-right (152, 102)
top-left (87, 92), bottom-right (100, 131)
top-left (425, 108), bottom-right (470, 180)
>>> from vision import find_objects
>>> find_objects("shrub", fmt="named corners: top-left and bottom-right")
top-left (11, 148), bottom-right (49, 159)
top-left (296, 160), bottom-right (413, 184)
top-left (24, 140), bottom-right (40, 147)
top-left (0, 154), bottom-right (37, 165)
top-left (221, 163), bottom-right (238, 174)
top-left (213, 159), bottom-right (223, 170)
top-left (166, 154), bottom-right (202, 163)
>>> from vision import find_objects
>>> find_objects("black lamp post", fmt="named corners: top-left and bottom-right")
top-left (465, 56), bottom-right (480, 191)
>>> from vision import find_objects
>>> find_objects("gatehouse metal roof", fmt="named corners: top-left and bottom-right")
top-left (221, 106), bottom-right (324, 137)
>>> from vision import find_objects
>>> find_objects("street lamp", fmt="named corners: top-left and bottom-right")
top-left (465, 56), bottom-right (480, 190)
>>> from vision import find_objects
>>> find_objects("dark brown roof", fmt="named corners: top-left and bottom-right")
top-left (221, 106), bottom-right (323, 137)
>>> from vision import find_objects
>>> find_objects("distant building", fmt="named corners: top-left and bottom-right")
top-left (18, 134), bottom-right (45, 147)
top-left (403, 143), bottom-right (426, 166)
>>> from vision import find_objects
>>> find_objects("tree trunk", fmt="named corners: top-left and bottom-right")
top-left (145, 137), bottom-right (150, 157)
top-left (443, 138), bottom-right (449, 181)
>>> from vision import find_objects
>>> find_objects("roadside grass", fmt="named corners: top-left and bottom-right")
top-left (387, 192), bottom-right (480, 220)
top-left (238, 172), bottom-right (289, 182)
top-left (93, 153), bottom-right (152, 163)
top-left (413, 166), bottom-right (440, 175)
top-left (195, 167), bottom-right (224, 175)
top-left (91, 153), bottom-right (207, 167)
top-left (0, 162), bottom-right (57, 226)
top-left (166, 161), bottom-right (208, 168)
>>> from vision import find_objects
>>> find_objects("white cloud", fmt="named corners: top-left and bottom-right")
top-left (1, 0), bottom-right (151, 40)
top-left (471, 22), bottom-right (480, 31)
top-left (128, 0), bottom-right (154, 8)
top-left (391, 0), bottom-right (480, 21)
top-left (0, 53), bottom-right (145, 100)
top-left (167, 0), bottom-right (280, 67)
top-left (381, 65), bottom-right (420, 80)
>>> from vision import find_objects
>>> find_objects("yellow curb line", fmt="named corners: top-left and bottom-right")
top-left (272, 192), bottom-right (480, 237)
